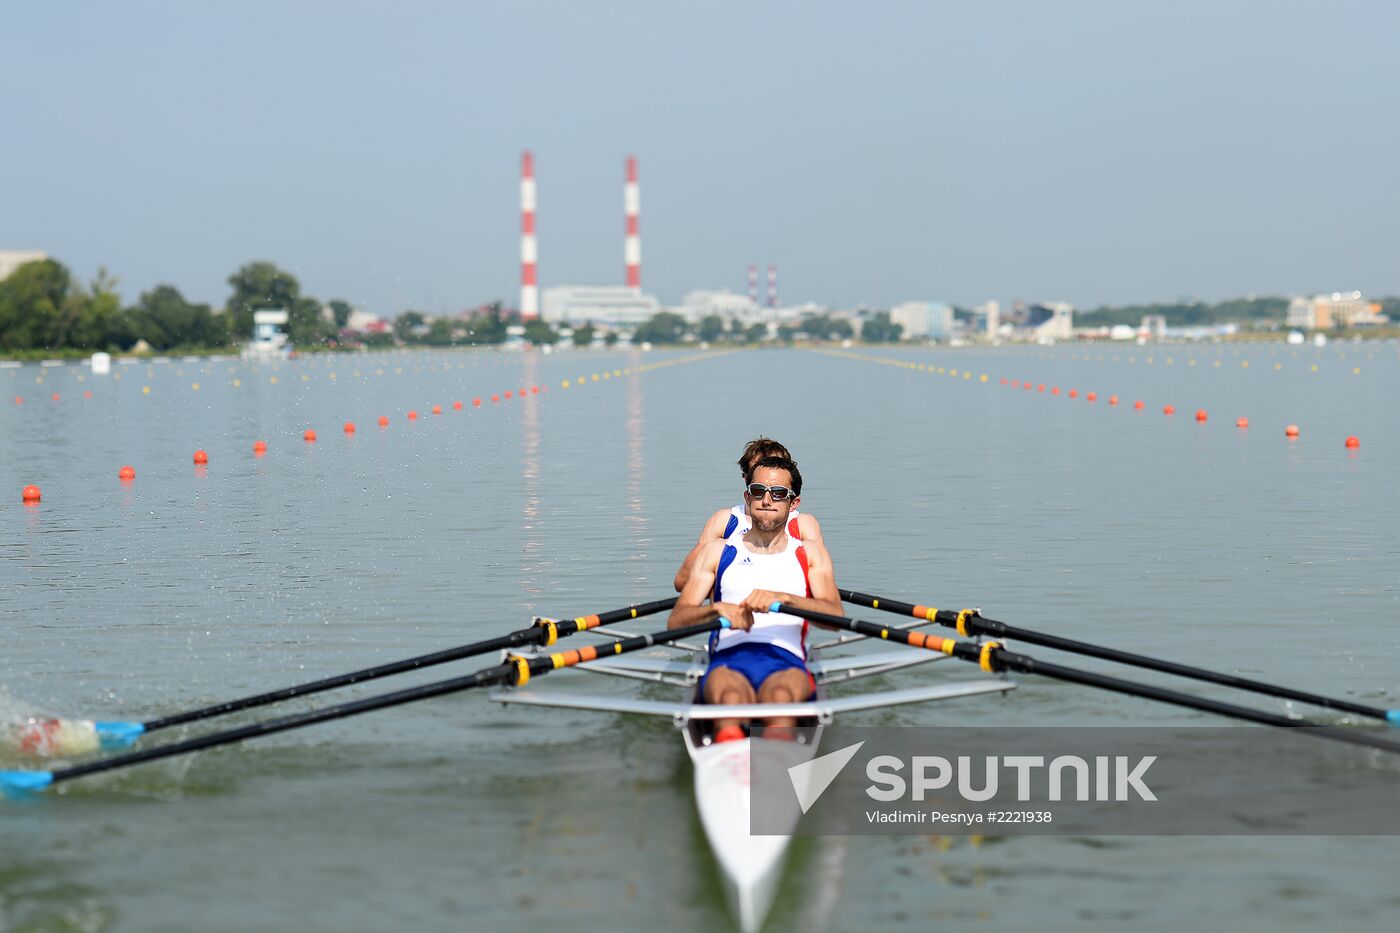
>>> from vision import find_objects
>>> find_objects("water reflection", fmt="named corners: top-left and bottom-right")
top-left (519, 351), bottom-right (544, 610)
top-left (625, 352), bottom-right (649, 597)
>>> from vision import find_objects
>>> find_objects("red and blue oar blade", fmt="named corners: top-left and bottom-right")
top-left (2, 718), bottom-right (146, 759)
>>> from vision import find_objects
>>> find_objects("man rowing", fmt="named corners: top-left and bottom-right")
top-left (668, 454), bottom-right (844, 742)
top-left (673, 437), bottom-right (824, 593)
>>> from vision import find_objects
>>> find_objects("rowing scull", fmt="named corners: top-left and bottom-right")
top-left (493, 627), bottom-right (1014, 931)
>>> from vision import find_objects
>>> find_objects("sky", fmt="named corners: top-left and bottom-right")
top-left (2, 1), bottom-right (1397, 315)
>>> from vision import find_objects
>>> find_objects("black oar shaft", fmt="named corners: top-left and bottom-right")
top-left (1000, 650), bottom-right (1400, 754)
top-left (841, 589), bottom-right (1392, 722)
top-left (789, 604), bottom-right (1400, 756)
top-left (56, 666), bottom-right (515, 782)
top-left (47, 617), bottom-right (717, 786)
top-left (143, 597), bottom-right (678, 732)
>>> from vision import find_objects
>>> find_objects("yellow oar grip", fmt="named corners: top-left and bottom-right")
top-left (509, 655), bottom-right (531, 686)
top-left (979, 641), bottom-right (1002, 673)
top-left (956, 609), bottom-right (975, 637)
top-left (574, 614), bottom-right (601, 631)
top-left (913, 604), bottom-right (939, 622)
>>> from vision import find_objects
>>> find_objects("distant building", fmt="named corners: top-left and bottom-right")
top-left (541, 285), bottom-right (660, 328)
top-left (1287, 292), bottom-right (1387, 329)
top-left (0, 250), bottom-right (47, 281)
top-left (678, 290), bottom-right (763, 324)
top-left (346, 308), bottom-right (384, 332)
top-left (1025, 302), bottom-right (1073, 341)
top-left (975, 300), bottom-right (1000, 340)
top-left (1285, 297), bottom-right (1315, 329)
top-left (890, 301), bottom-right (954, 341)
top-left (889, 302), bottom-right (931, 339)
top-left (1140, 314), bottom-right (1167, 340)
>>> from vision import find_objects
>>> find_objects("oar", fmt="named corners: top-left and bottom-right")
top-left (781, 603), bottom-right (1400, 755)
top-left (5, 597), bottom-right (678, 757)
top-left (0, 617), bottom-right (723, 797)
top-left (842, 589), bottom-right (1399, 725)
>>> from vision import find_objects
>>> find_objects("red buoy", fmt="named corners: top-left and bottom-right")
top-left (473, 398), bottom-right (482, 407)
top-left (13, 396), bottom-right (22, 405)
top-left (21, 484), bottom-right (40, 503)
top-left (531, 386), bottom-right (540, 395)
top-left (407, 410), bottom-right (418, 420)
top-left (344, 421), bottom-right (356, 434)
top-left (1068, 389), bottom-right (1078, 399)
top-left (1037, 384), bottom-right (1045, 392)
top-left (1051, 387), bottom-right (1060, 395)
top-left (432, 405), bottom-right (442, 415)
top-left (1195, 410), bottom-right (1208, 422)
top-left (1235, 417), bottom-right (1249, 428)
top-left (253, 440), bottom-right (267, 455)
top-left (1133, 400), bottom-right (1145, 410)
top-left (378, 415), bottom-right (389, 427)
top-left (504, 391), bottom-right (514, 399)
top-left (491, 394), bottom-right (500, 403)
top-left (304, 429), bottom-right (317, 442)
top-left (193, 449), bottom-right (209, 465)
top-left (118, 466), bottom-right (136, 481)
top-left (1345, 435), bottom-right (1360, 449)
top-left (453, 400), bottom-right (463, 410)
top-left (1000, 378), bottom-right (1008, 386)
top-left (51, 393), bottom-right (60, 402)
top-left (1086, 392), bottom-right (1097, 402)
top-left (1163, 405), bottom-right (1175, 415)
top-left (1108, 396), bottom-right (1119, 406)
top-left (1285, 424), bottom-right (1299, 438)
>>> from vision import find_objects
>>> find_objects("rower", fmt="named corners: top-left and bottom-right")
top-left (668, 455), bottom-right (844, 742)
top-left (672, 437), bottom-right (824, 593)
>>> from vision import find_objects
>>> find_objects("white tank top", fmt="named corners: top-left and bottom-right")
top-left (722, 503), bottom-right (802, 541)
top-left (712, 531), bottom-right (812, 660)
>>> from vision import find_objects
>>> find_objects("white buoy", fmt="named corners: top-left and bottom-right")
top-left (91, 351), bottom-right (111, 374)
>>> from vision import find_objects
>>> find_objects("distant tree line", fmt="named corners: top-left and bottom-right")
top-left (1, 255), bottom-right (915, 357)
top-left (1077, 297), bottom-right (1289, 328)
top-left (0, 257), bottom-right (349, 355)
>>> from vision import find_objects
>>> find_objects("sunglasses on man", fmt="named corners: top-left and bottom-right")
top-left (745, 483), bottom-right (797, 502)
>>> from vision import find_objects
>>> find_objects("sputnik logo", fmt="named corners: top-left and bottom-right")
top-left (787, 741), bottom-right (865, 814)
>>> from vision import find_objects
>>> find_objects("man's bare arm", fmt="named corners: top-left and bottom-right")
top-left (673, 508), bottom-right (733, 593)
top-left (796, 512), bottom-right (823, 544)
top-left (669, 539), bottom-right (754, 631)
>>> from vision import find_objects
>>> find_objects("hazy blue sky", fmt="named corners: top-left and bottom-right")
top-left (3, 1), bottom-right (1397, 314)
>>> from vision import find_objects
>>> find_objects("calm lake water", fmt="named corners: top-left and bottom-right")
top-left (2, 343), bottom-right (1397, 932)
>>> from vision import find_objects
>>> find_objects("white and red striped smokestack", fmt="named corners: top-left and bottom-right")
top-left (747, 264), bottom-right (758, 304)
top-left (520, 151), bottom-right (538, 320)
top-left (766, 264), bottom-right (778, 308)
top-left (624, 155), bottom-right (641, 289)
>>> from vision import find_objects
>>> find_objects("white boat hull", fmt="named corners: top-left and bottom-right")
top-left (689, 735), bottom-right (819, 933)
top-left (490, 631), bottom-right (1015, 933)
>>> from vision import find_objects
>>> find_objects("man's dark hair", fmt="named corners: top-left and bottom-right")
top-left (738, 437), bottom-right (791, 477)
top-left (745, 454), bottom-right (802, 497)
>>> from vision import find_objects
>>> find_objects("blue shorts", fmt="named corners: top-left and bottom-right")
top-left (698, 642), bottom-right (812, 695)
